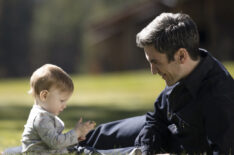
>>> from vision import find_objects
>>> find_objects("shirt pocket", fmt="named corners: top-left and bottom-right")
top-left (169, 113), bottom-right (193, 136)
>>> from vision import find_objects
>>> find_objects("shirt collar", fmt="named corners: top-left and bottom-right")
top-left (33, 104), bottom-right (55, 117)
top-left (180, 48), bottom-right (214, 98)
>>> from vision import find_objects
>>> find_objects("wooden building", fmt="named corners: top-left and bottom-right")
top-left (86, 0), bottom-right (234, 73)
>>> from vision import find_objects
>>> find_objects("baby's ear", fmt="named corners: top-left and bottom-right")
top-left (39, 90), bottom-right (49, 102)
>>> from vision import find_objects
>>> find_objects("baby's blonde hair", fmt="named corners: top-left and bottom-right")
top-left (29, 64), bottom-right (74, 97)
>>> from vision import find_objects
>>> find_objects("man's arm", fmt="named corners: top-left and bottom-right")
top-left (203, 94), bottom-right (234, 154)
top-left (135, 94), bottom-right (170, 154)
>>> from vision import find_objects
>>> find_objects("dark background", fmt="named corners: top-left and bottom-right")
top-left (0, 0), bottom-right (233, 77)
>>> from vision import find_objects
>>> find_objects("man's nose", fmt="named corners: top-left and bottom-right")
top-left (151, 64), bottom-right (158, 75)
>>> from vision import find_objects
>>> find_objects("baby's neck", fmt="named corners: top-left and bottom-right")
top-left (34, 97), bottom-right (43, 107)
top-left (34, 98), bottom-right (51, 114)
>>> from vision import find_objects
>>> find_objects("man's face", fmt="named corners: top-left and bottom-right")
top-left (144, 45), bottom-right (181, 86)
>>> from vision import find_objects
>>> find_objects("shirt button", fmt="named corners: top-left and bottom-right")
top-left (181, 122), bottom-right (185, 128)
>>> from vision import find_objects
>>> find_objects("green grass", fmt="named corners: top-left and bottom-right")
top-left (0, 62), bottom-right (234, 152)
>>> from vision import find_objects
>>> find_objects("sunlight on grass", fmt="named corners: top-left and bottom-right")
top-left (223, 61), bottom-right (234, 76)
top-left (0, 121), bottom-right (24, 151)
top-left (0, 63), bottom-right (233, 152)
top-left (0, 70), bottom-right (164, 151)
top-left (71, 70), bottom-right (165, 107)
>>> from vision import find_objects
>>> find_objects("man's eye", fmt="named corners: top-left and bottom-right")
top-left (150, 60), bottom-right (158, 64)
top-left (151, 61), bottom-right (158, 65)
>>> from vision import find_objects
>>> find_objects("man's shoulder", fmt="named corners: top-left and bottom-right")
top-left (200, 74), bottom-right (233, 95)
top-left (198, 72), bottom-right (234, 107)
top-left (201, 53), bottom-right (233, 88)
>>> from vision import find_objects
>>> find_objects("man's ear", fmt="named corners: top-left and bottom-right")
top-left (39, 90), bottom-right (49, 102)
top-left (175, 48), bottom-right (188, 64)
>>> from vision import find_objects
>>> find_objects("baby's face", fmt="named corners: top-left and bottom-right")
top-left (43, 87), bottom-right (72, 116)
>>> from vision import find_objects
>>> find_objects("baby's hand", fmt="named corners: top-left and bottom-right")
top-left (75, 118), bottom-right (96, 139)
top-left (78, 136), bottom-right (86, 141)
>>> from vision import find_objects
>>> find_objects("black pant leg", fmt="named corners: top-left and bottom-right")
top-left (79, 115), bottom-right (146, 149)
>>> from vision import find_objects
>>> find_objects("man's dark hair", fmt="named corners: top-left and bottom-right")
top-left (136, 12), bottom-right (200, 61)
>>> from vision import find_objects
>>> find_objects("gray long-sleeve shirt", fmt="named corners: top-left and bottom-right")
top-left (21, 104), bottom-right (78, 154)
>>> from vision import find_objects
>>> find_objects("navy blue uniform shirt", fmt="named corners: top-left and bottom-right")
top-left (135, 49), bottom-right (234, 154)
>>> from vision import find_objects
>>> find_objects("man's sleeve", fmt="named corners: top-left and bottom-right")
top-left (203, 94), bottom-right (234, 154)
top-left (135, 95), bottom-right (169, 154)
top-left (33, 113), bottom-right (78, 149)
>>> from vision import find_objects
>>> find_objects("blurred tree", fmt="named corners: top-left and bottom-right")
top-left (1, 0), bottom-right (233, 77)
top-left (29, 0), bottom-right (92, 74)
top-left (0, 0), bottom-right (151, 77)
top-left (30, 0), bottom-right (143, 74)
top-left (0, 0), bottom-right (33, 77)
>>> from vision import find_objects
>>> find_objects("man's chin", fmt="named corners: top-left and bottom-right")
top-left (166, 81), bottom-right (175, 86)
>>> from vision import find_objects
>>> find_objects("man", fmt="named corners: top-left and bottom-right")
top-left (80, 13), bottom-right (234, 154)
top-left (134, 12), bottom-right (234, 154)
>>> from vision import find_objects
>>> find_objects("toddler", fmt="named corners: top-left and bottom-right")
top-left (21, 64), bottom-right (96, 154)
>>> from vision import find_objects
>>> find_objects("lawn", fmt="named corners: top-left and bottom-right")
top-left (0, 62), bottom-right (234, 152)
